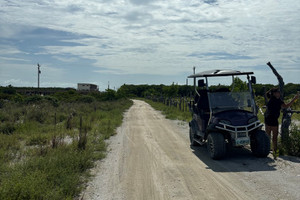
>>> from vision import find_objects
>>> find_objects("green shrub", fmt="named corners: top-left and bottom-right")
top-left (44, 96), bottom-right (59, 107)
top-left (0, 98), bottom-right (133, 199)
top-left (77, 95), bottom-right (95, 103)
top-left (2, 86), bottom-right (16, 95)
top-left (13, 93), bottom-right (24, 103)
top-left (286, 125), bottom-right (300, 157)
top-left (58, 113), bottom-right (67, 122)
top-left (0, 99), bottom-right (4, 108)
top-left (27, 109), bottom-right (46, 123)
top-left (0, 112), bottom-right (8, 122)
top-left (0, 146), bottom-right (93, 200)
top-left (26, 134), bottom-right (48, 146)
top-left (100, 89), bottom-right (117, 101)
top-left (0, 122), bottom-right (16, 135)
top-left (144, 99), bottom-right (192, 122)
top-left (24, 95), bottom-right (43, 104)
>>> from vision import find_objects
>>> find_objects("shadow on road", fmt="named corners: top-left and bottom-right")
top-left (191, 145), bottom-right (277, 173)
top-left (278, 155), bottom-right (300, 163)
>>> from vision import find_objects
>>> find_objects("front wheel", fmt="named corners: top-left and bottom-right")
top-left (250, 130), bottom-right (270, 157)
top-left (207, 132), bottom-right (226, 159)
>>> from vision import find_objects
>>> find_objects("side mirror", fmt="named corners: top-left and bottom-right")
top-left (251, 76), bottom-right (256, 84)
top-left (198, 79), bottom-right (205, 87)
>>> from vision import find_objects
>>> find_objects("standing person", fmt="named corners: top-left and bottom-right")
top-left (264, 88), bottom-right (299, 153)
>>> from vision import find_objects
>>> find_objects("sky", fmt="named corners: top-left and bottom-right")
top-left (0, 0), bottom-right (299, 91)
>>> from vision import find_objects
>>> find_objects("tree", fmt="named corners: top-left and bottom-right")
top-left (163, 83), bottom-right (178, 97)
top-left (231, 77), bottom-right (247, 92)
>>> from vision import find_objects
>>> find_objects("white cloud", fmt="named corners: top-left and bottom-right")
top-left (0, 0), bottom-right (299, 86)
top-left (52, 56), bottom-right (78, 63)
top-left (0, 56), bottom-right (29, 62)
top-left (0, 45), bottom-right (23, 55)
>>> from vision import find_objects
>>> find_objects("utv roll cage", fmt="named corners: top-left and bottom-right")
top-left (188, 69), bottom-right (257, 124)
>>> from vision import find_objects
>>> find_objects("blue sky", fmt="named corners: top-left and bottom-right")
top-left (0, 0), bottom-right (299, 90)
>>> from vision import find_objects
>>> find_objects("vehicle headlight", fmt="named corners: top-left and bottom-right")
top-left (219, 119), bottom-right (231, 125)
top-left (248, 117), bottom-right (257, 124)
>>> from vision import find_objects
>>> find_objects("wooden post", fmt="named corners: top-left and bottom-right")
top-left (179, 98), bottom-right (182, 111)
top-left (54, 112), bottom-right (57, 126)
top-left (80, 115), bottom-right (82, 136)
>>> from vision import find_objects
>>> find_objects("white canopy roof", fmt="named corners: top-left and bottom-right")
top-left (188, 69), bottom-right (253, 78)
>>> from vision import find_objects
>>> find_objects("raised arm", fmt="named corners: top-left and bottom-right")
top-left (282, 94), bottom-right (299, 109)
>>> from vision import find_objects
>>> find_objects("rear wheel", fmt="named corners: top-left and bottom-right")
top-left (207, 132), bottom-right (226, 159)
top-left (250, 130), bottom-right (270, 157)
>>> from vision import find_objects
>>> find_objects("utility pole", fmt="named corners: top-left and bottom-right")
top-left (193, 66), bottom-right (196, 89)
top-left (37, 63), bottom-right (41, 88)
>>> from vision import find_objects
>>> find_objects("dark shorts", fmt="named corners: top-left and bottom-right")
top-left (265, 116), bottom-right (279, 126)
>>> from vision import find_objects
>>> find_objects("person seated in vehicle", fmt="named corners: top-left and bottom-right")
top-left (195, 89), bottom-right (210, 131)
top-left (196, 89), bottom-right (209, 112)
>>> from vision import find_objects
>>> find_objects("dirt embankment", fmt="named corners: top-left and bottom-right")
top-left (82, 100), bottom-right (300, 200)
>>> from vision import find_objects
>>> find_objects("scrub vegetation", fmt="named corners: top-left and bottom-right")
top-left (144, 99), bottom-right (192, 122)
top-left (0, 87), bottom-right (132, 199)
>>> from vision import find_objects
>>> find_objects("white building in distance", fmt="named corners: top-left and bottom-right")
top-left (77, 83), bottom-right (99, 91)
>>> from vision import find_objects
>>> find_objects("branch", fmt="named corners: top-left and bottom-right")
top-left (266, 62), bottom-right (285, 99)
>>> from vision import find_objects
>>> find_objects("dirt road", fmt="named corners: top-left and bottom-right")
top-left (82, 100), bottom-right (300, 200)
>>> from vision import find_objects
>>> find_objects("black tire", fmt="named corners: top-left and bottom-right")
top-left (250, 130), bottom-right (270, 157)
top-left (207, 132), bottom-right (226, 159)
top-left (189, 127), bottom-right (199, 146)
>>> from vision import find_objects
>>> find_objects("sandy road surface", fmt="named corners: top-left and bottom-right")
top-left (82, 100), bottom-right (300, 200)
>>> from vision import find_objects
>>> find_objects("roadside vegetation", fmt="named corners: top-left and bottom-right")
top-left (0, 87), bottom-right (132, 199)
top-left (144, 99), bottom-right (192, 122)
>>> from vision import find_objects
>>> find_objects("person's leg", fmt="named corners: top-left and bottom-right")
top-left (265, 125), bottom-right (274, 152)
top-left (265, 125), bottom-right (271, 138)
top-left (271, 126), bottom-right (279, 152)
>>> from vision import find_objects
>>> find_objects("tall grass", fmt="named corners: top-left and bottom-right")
top-left (278, 124), bottom-right (300, 157)
top-left (0, 98), bottom-right (132, 199)
top-left (143, 99), bottom-right (192, 122)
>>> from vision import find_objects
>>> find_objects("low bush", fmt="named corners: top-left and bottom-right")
top-left (26, 107), bottom-right (48, 124)
top-left (24, 95), bottom-right (43, 104)
top-left (26, 134), bottom-right (49, 146)
top-left (0, 146), bottom-right (93, 200)
top-left (77, 95), bottom-right (95, 103)
top-left (0, 122), bottom-right (16, 135)
top-left (285, 125), bottom-right (300, 157)
top-left (0, 98), bottom-right (133, 199)
top-left (44, 96), bottom-right (59, 107)
top-left (144, 99), bottom-right (192, 122)
top-left (0, 99), bottom-right (4, 108)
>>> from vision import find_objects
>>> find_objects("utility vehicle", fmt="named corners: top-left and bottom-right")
top-left (188, 70), bottom-right (270, 159)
